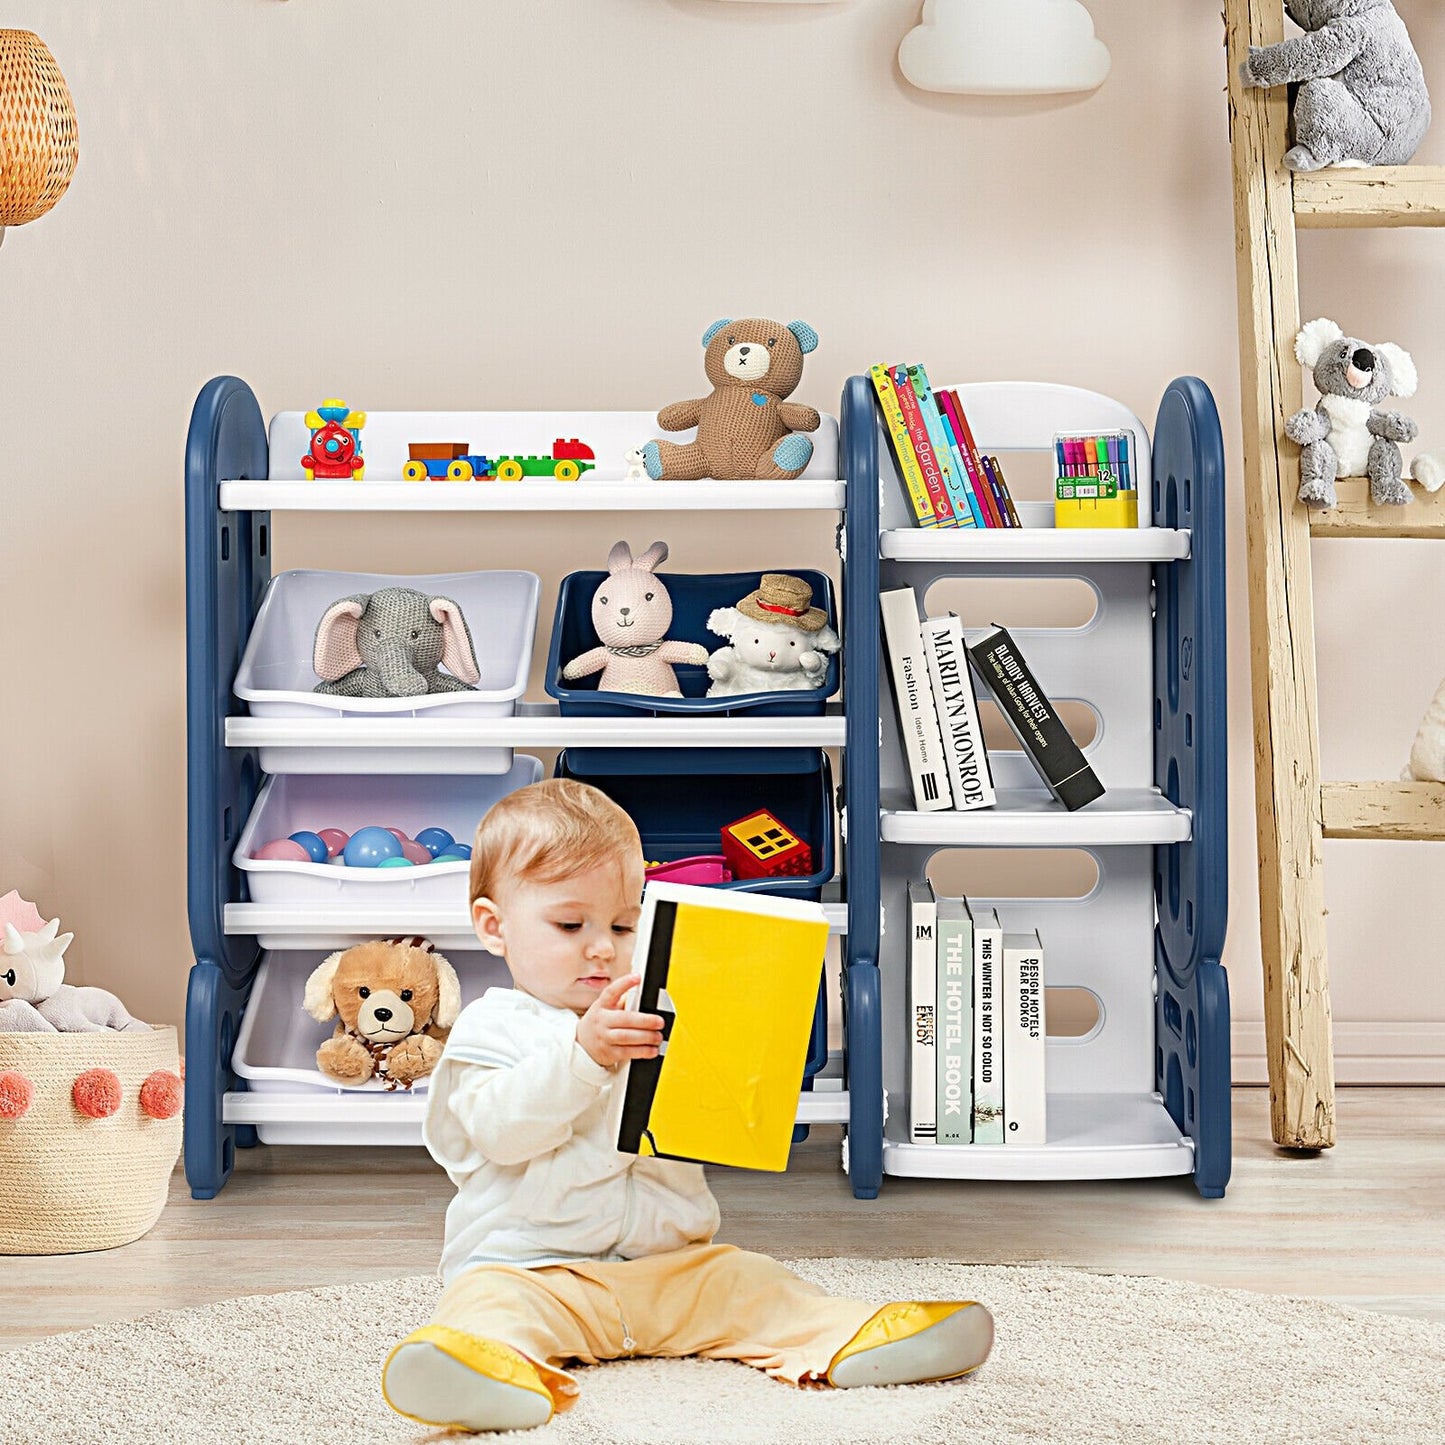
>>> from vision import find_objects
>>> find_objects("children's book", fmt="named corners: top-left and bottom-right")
top-left (908, 881), bottom-right (938, 1144)
top-left (966, 624), bottom-right (1105, 812)
top-left (1001, 930), bottom-right (1047, 1146)
top-left (971, 907), bottom-right (1005, 1144)
top-left (934, 387), bottom-right (992, 528)
top-left (935, 896), bottom-right (974, 1144)
top-left (881, 587), bottom-right (954, 811)
top-left (921, 613), bottom-right (996, 811)
top-left (610, 881), bottom-right (830, 1172)
top-left (869, 364), bottom-right (935, 529)
top-left (890, 366), bottom-right (957, 528)
top-left (938, 390), bottom-right (1002, 528)
top-left (906, 366), bottom-right (979, 529)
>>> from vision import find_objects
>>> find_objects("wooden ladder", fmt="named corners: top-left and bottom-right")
top-left (1226, 2), bottom-right (1445, 1150)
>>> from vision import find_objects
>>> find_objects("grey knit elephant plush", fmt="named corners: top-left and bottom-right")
top-left (313, 587), bottom-right (480, 697)
top-left (1240, 1), bottom-right (1430, 171)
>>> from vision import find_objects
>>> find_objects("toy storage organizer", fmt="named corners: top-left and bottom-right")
top-left (184, 388), bottom-right (852, 1195)
top-left (838, 375), bottom-right (1231, 1199)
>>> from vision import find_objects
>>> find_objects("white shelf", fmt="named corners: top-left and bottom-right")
top-left (219, 479), bottom-right (847, 513)
top-left (223, 1084), bottom-right (850, 1145)
top-left (227, 701), bottom-right (846, 760)
top-left (881, 520), bottom-right (1190, 564)
top-left (225, 900), bottom-right (849, 948)
top-left (880, 788), bottom-right (1191, 846)
top-left (880, 1093), bottom-right (1194, 1181)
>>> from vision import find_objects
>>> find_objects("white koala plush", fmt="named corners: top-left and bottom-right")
top-left (705, 606), bottom-right (840, 697)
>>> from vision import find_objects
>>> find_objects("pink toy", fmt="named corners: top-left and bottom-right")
top-left (0, 890), bottom-right (44, 936)
top-left (317, 828), bottom-right (349, 856)
top-left (253, 839), bottom-right (313, 862)
top-left (385, 828), bottom-right (410, 843)
top-left (401, 840), bottom-right (432, 865)
top-left (644, 856), bottom-right (733, 885)
top-left (561, 540), bottom-right (708, 697)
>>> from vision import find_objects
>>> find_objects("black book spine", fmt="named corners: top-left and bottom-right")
top-left (965, 626), bottom-right (1104, 811)
top-left (616, 900), bottom-right (677, 1156)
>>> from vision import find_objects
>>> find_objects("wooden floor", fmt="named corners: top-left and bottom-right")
top-left (3, 1087), bottom-right (1442, 1350)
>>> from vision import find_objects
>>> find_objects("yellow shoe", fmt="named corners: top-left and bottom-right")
top-left (382, 1326), bottom-right (556, 1433)
top-left (827, 1301), bottom-right (994, 1388)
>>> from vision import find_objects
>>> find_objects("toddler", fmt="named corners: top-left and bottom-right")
top-left (382, 778), bottom-right (993, 1434)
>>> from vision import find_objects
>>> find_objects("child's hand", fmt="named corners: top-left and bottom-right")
top-left (577, 974), bottom-right (665, 1070)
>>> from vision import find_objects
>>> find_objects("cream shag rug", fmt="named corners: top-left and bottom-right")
top-left (5, 1259), bottom-right (1442, 1445)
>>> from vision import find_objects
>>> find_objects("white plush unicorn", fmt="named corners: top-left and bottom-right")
top-left (0, 892), bottom-right (149, 1033)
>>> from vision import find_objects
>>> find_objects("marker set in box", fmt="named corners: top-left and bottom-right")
top-left (1053, 430), bottom-right (1139, 529)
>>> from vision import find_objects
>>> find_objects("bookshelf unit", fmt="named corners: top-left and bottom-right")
top-left (183, 382), bottom-right (854, 1196)
top-left (837, 376), bottom-right (1231, 1199)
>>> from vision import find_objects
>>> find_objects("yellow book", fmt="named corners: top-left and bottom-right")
top-left (869, 364), bottom-right (936, 528)
top-left (609, 881), bottom-right (830, 1172)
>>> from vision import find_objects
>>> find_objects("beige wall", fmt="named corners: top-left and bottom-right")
top-left (3, 1), bottom-right (1443, 1077)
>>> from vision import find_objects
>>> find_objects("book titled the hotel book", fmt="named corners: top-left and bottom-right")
top-left (965, 624), bottom-right (1104, 812)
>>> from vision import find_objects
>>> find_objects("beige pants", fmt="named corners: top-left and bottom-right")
top-left (431, 1243), bottom-right (879, 1408)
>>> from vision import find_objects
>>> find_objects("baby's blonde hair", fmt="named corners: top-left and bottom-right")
top-left (468, 777), bottom-right (642, 905)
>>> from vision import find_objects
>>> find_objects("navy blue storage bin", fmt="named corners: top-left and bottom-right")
top-left (545, 569), bottom-right (840, 717)
top-left (554, 751), bottom-right (833, 1080)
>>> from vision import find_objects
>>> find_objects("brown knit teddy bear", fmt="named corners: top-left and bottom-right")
top-left (642, 318), bottom-right (820, 481)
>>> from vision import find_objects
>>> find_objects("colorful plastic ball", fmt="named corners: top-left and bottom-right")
top-left (253, 838), bottom-right (312, 863)
top-left (73, 1068), bottom-right (122, 1119)
top-left (385, 827), bottom-right (410, 843)
top-left (343, 826), bottom-right (403, 868)
top-left (288, 831), bottom-right (329, 864)
top-left (377, 856), bottom-right (415, 868)
top-left (401, 840), bottom-right (432, 865)
top-left (139, 1069), bottom-right (183, 1121)
top-left (434, 846), bottom-right (472, 863)
top-left (317, 828), bottom-right (349, 857)
top-left (415, 827), bottom-right (455, 858)
top-left (0, 1070), bottom-right (33, 1120)
top-left (447, 843), bottom-right (472, 859)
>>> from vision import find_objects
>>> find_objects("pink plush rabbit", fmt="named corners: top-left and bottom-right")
top-left (562, 540), bottom-right (708, 697)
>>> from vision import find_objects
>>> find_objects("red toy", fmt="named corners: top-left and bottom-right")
top-left (721, 810), bottom-right (813, 880)
top-left (301, 399), bottom-right (367, 480)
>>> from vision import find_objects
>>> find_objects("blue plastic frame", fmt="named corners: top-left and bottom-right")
top-left (838, 374), bottom-right (1230, 1201)
top-left (184, 377), bottom-right (270, 1198)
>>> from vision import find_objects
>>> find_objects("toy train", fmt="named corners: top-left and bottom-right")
top-left (403, 438), bottom-right (596, 482)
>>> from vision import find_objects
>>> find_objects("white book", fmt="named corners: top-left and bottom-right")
top-left (907, 881), bottom-right (938, 1144)
top-left (921, 613), bottom-right (996, 811)
top-left (1001, 930), bottom-right (1048, 1147)
top-left (880, 588), bottom-right (954, 812)
top-left (934, 896), bottom-right (974, 1144)
top-left (971, 907), bottom-right (1005, 1144)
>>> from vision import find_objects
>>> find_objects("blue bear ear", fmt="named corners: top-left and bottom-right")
top-left (702, 319), bottom-right (732, 346)
top-left (787, 321), bottom-right (818, 355)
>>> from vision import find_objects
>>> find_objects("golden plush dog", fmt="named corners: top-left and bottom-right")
top-left (302, 939), bottom-right (460, 1089)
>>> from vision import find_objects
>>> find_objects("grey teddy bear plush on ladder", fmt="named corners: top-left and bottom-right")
top-left (1240, 1), bottom-right (1430, 171)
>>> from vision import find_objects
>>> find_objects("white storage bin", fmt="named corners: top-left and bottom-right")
top-left (235, 761), bottom-right (542, 904)
top-left (234, 568), bottom-right (540, 773)
top-left (232, 950), bottom-right (512, 1144)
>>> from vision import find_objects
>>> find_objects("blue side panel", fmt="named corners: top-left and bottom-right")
top-left (841, 375), bottom-right (883, 1199)
top-left (1151, 377), bottom-right (1231, 1199)
top-left (185, 376), bottom-right (270, 1198)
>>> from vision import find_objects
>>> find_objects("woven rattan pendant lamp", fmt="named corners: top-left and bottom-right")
top-left (0, 30), bottom-right (79, 248)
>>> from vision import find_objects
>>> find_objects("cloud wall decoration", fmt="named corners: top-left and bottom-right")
top-left (899, 0), bottom-right (1111, 96)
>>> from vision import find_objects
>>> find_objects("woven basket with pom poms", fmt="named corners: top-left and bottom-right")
top-left (0, 1028), bottom-right (182, 1254)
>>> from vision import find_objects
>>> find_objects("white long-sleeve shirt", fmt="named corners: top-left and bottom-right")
top-left (424, 986), bottom-right (721, 1284)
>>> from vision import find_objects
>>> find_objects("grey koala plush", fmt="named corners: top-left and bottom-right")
top-left (1240, 1), bottom-right (1430, 171)
top-left (1289, 318), bottom-right (1419, 508)
top-left (312, 587), bottom-right (481, 697)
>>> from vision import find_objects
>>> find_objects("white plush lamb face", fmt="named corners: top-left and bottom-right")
top-left (730, 619), bottom-right (837, 674)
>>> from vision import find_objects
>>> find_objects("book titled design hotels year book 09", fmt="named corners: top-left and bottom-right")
top-left (1001, 930), bottom-right (1047, 1147)
top-left (965, 625), bottom-right (1105, 812)
top-left (608, 881), bottom-right (830, 1173)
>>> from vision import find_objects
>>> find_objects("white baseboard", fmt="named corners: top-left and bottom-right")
top-left (1232, 1021), bottom-right (1445, 1085)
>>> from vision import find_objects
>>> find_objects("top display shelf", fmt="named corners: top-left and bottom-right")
top-left (218, 406), bottom-right (844, 513)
